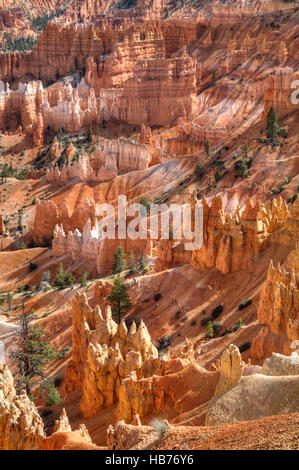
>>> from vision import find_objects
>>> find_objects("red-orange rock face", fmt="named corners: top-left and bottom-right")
top-left (155, 195), bottom-right (292, 275)
top-left (105, 53), bottom-right (198, 126)
top-left (251, 245), bottom-right (299, 363)
top-left (33, 196), bottom-right (96, 246)
top-left (0, 3), bottom-right (298, 451)
top-left (264, 67), bottom-right (299, 119)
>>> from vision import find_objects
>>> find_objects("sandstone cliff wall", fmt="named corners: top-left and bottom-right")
top-left (33, 196), bottom-right (96, 246)
top-left (65, 290), bottom-right (198, 422)
top-left (251, 244), bottom-right (299, 363)
top-left (155, 195), bottom-right (290, 274)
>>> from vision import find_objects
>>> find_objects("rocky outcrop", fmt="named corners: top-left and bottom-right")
top-left (46, 137), bottom-right (149, 184)
top-left (80, 314), bottom-right (161, 418)
top-left (0, 80), bottom-right (44, 138)
top-left (33, 197), bottom-right (96, 246)
top-left (206, 371), bottom-right (299, 426)
top-left (156, 195), bottom-right (290, 274)
top-left (99, 52), bottom-right (198, 127)
top-left (162, 121), bottom-right (227, 156)
top-left (42, 408), bottom-right (100, 450)
top-left (41, 79), bottom-right (97, 134)
top-left (65, 292), bottom-right (99, 396)
top-left (262, 353), bottom-right (299, 377)
top-left (50, 136), bottom-right (60, 160)
top-left (65, 290), bottom-right (200, 422)
top-left (95, 138), bottom-right (150, 172)
top-left (65, 291), bottom-right (159, 415)
top-left (0, 362), bottom-right (102, 450)
top-left (0, 214), bottom-right (5, 235)
top-left (52, 216), bottom-right (151, 276)
top-left (0, 21), bottom-right (198, 132)
top-left (46, 155), bottom-right (117, 184)
top-left (53, 408), bottom-right (72, 433)
top-left (0, 364), bottom-right (44, 450)
top-left (118, 360), bottom-right (219, 425)
top-left (250, 245), bottom-right (299, 363)
top-left (212, 344), bottom-right (244, 397)
top-left (25, 169), bottom-right (46, 179)
top-left (2, 14), bottom-right (297, 142)
top-left (264, 67), bottom-right (299, 118)
top-left (211, 1), bottom-right (296, 28)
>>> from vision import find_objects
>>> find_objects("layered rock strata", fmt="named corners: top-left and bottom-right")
top-left (155, 195), bottom-right (290, 274)
top-left (33, 197), bottom-right (96, 246)
top-left (65, 291), bottom-right (197, 421)
top-left (250, 244), bottom-right (299, 362)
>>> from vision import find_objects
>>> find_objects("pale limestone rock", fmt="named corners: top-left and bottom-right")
top-left (214, 344), bottom-right (244, 397)
top-left (262, 352), bottom-right (299, 376)
top-left (77, 423), bottom-right (92, 442)
top-left (206, 374), bottom-right (299, 426)
top-left (54, 408), bottom-right (72, 433)
top-left (0, 364), bottom-right (45, 450)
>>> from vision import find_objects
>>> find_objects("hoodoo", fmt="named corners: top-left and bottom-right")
top-left (0, 0), bottom-right (298, 453)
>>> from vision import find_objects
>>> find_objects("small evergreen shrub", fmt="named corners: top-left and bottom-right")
top-left (239, 342), bottom-right (251, 353)
top-left (211, 304), bottom-right (224, 319)
top-left (206, 321), bottom-right (214, 339)
top-left (195, 162), bottom-right (204, 177)
top-left (238, 299), bottom-right (252, 310)
top-left (232, 318), bottom-right (243, 332)
top-left (221, 329), bottom-right (232, 336)
top-left (80, 271), bottom-right (88, 287)
top-left (157, 335), bottom-right (171, 353)
top-left (213, 321), bottom-right (222, 334)
top-left (54, 263), bottom-right (74, 289)
top-left (29, 262), bottom-right (37, 272)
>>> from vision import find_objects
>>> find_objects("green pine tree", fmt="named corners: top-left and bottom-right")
top-left (87, 121), bottom-right (93, 143)
top-left (139, 196), bottom-right (150, 211)
top-left (195, 162), bottom-right (204, 177)
top-left (129, 251), bottom-right (136, 274)
top-left (40, 379), bottom-right (62, 406)
top-left (206, 320), bottom-right (214, 340)
top-left (137, 253), bottom-right (145, 272)
top-left (80, 271), bottom-right (88, 287)
top-left (112, 246), bottom-right (127, 274)
top-left (266, 107), bottom-right (278, 140)
top-left (107, 275), bottom-right (131, 324)
top-left (204, 139), bottom-right (210, 158)
top-left (54, 262), bottom-right (74, 289)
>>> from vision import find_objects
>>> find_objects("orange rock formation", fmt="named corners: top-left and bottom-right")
top-left (251, 244), bottom-right (299, 363)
